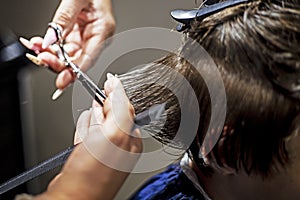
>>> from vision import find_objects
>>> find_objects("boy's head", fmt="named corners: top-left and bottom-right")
top-left (185, 0), bottom-right (300, 176)
top-left (120, 0), bottom-right (300, 177)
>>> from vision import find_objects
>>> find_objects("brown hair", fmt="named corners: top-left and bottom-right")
top-left (119, 0), bottom-right (300, 177)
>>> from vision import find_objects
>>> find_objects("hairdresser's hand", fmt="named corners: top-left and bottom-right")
top-left (20, 0), bottom-right (115, 90)
top-left (35, 74), bottom-right (142, 200)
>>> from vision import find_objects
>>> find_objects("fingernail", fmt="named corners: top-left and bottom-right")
top-left (26, 53), bottom-right (48, 67)
top-left (42, 28), bottom-right (57, 49)
top-left (19, 37), bottom-right (32, 49)
top-left (107, 73), bottom-right (114, 79)
top-left (52, 88), bottom-right (64, 100)
top-left (20, 37), bottom-right (40, 52)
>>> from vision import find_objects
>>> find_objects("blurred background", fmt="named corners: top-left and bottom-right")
top-left (0, 0), bottom-right (194, 199)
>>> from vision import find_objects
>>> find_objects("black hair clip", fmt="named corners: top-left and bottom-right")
top-left (171, 0), bottom-right (250, 32)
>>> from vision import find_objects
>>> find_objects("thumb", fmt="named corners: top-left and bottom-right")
top-left (42, 0), bottom-right (90, 48)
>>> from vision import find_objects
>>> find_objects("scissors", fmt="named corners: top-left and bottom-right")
top-left (48, 22), bottom-right (106, 106)
top-left (47, 22), bottom-right (167, 127)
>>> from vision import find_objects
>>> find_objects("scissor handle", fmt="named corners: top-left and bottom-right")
top-left (47, 22), bottom-right (107, 106)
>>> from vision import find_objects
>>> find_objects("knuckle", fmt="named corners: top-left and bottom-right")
top-left (129, 104), bottom-right (135, 116)
top-left (103, 18), bottom-right (116, 36)
top-left (54, 10), bottom-right (73, 28)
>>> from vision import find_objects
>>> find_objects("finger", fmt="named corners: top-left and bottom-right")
top-left (63, 23), bottom-right (83, 58)
top-left (29, 37), bottom-right (62, 56)
top-left (56, 68), bottom-right (75, 89)
top-left (103, 73), bottom-right (127, 97)
top-left (19, 37), bottom-right (41, 53)
top-left (37, 51), bottom-right (66, 72)
top-left (103, 74), bottom-right (118, 116)
top-left (76, 36), bottom-right (104, 71)
top-left (63, 42), bottom-right (81, 58)
top-left (103, 74), bottom-right (129, 115)
top-left (90, 106), bottom-right (104, 127)
top-left (92, 99), bottom-right (103, 108)
top-left (81, 15), bottom-right (115, 46)
top-left (103, 75), bottom-right (135, 133)
top-left (29, 36), bottom-right (44, 47)
top-left (74, 9), bottom-right (115, 71)
top-left (20, 36), bottom-right (61, 56)
top-left (42, 0), bottom-right (89, 48)
top-left (105, 75), bottom-right (128, 103)
top-left (103, 73), bottom-right (114, 95)
top-left (76, 28), bottom-right (114, 72)
top-left (74, 110), bottom-right (91, 144)
top-left (47, 173), bottom-right (63, 190)
top-left (73, 53), bottom-right (94, 73)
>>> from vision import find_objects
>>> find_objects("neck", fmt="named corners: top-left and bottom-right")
top-left (191, 161), bottom-right (300, 200)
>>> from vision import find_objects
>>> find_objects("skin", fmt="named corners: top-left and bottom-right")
top-left (19, 1), bottom-right (141, 198)
top-left (192, 132), bottom-right (300, 200)
top-left (34, 75), bottom-right (142, 200)
top-left (22, 0), bottom-right (115, 89)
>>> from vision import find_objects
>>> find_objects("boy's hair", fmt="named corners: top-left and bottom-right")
top-left (119, 0), bottom-right (300, 177)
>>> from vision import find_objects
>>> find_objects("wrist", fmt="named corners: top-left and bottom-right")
top-left (39, 144), bottom-right (130, 200)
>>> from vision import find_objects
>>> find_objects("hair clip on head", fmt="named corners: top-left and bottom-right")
top-left (171, 0), bottom-right (250, 32)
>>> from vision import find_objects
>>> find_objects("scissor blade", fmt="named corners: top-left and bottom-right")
top-left (77, 72), bottom-right (105, 106)
top-left (0, 146), bottom-right (75, 195)
top-left (67, 61), bottom-right (106, 105)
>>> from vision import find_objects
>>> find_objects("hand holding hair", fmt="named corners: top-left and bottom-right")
top-left (34, 75), bottom-right (142, 200)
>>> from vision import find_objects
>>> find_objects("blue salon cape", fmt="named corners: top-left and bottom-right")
top-left (129, 164), bottom-right (205, 200)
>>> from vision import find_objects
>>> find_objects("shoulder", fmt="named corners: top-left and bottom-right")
top-left (129, 163), bottom-right (205, 200)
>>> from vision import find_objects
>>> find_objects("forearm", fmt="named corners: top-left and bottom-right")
top-left (35, 144), bottom-right (130, 200)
